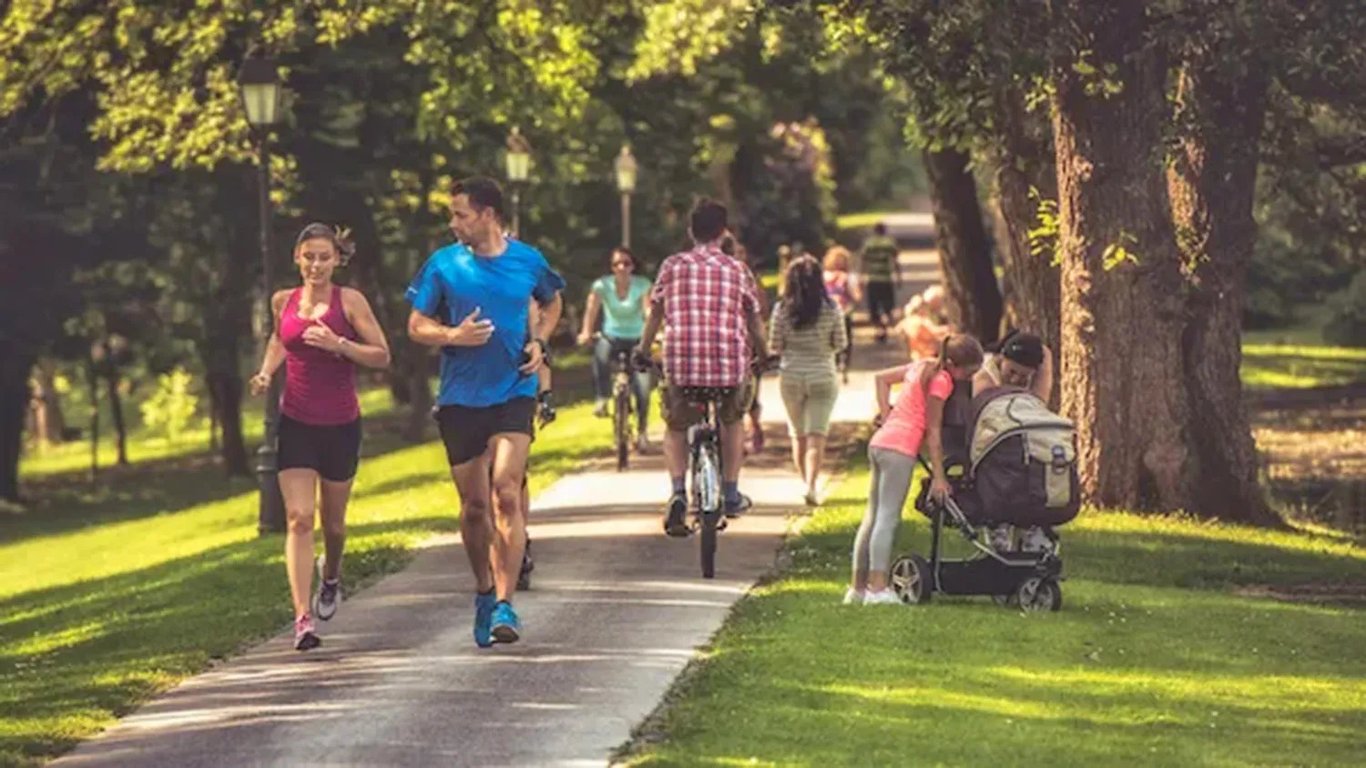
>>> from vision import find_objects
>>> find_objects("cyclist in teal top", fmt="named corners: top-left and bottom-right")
top-left (577, 246), bottom-right (655, 451)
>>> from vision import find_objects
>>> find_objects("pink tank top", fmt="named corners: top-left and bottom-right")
top-left (279, 286), bottom-right (360, 425)
top-left (869, 361), bottom-right (955, 458)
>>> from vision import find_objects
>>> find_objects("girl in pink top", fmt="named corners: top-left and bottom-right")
top-left (848, 334), bottom-right (982, 605)
top-left (250, 223), bottom-right (391, 650)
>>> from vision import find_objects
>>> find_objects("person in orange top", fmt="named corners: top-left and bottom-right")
top-left (896, 285), bottom-right (952, 360)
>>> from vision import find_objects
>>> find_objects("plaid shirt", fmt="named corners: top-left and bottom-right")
top-left (652, 242), bottom-right (760, 387)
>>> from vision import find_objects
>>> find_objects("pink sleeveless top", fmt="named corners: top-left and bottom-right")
top-left (279, 286), bottom-right (360, 425)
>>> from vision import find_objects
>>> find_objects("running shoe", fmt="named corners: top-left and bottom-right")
top-left (724, 492), bottom-right (753, 519)
top-left (663, 493), bottom-right (689, 538)
top-left (842, 587), bottom-right (865, 605)
top-left (294, 613), bottom-right (321, 651)
top-left (491, 601), bottom-right (521, 644)
top-left (863, 589), bottom-right (902, 606)
top-left (592, 399), bottom-right (609, 418)
top-left (473, 591), bottom-right (497, 648)
top-left (313, 556), bottom-right (340, 621)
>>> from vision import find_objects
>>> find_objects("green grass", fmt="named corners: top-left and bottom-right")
top-left (619, 460), bottom-right (1366, 767)
top-left (1241, 343), bottom-right (1366, 390)
top-left (0, 400), bottom-right (612, 767)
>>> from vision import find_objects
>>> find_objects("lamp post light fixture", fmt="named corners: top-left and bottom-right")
top-left (238, 54), bottom-right (286, 535)
top-left (505, 126), bottom-right (531, 237)
top-left (614, 144), bottom-right (638, 248)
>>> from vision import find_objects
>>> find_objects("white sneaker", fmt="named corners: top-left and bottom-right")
top-left (842, 587), bottom-right (864, 605)
top-left (863, 589), bottom-right (902, 606)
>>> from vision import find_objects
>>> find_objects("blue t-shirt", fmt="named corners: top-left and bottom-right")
top-left (406, 240), bottom-right (565, 408)
top-left (592, 274), bottom-right (651, 339)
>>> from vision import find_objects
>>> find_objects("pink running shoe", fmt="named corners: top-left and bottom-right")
top-left (294, 613), bottom-right (321, 651)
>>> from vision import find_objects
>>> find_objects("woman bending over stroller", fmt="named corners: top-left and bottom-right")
top-left (847, 334), bottom-right (983, 605)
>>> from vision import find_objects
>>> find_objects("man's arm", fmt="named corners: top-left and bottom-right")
top-left (533, 292), bottom-right (563, 343)
top-left (408, 308), bottom-right (492, 348)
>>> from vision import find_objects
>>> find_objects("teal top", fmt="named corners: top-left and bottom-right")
top-left (593, 274), bottom-right (651, 339)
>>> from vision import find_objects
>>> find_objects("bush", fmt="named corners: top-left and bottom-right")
top-left (1324, 271), bottom-right (1366, 347)
top-left (139, 368), bottom-right (199, 443)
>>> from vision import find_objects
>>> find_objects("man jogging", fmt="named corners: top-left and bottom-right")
top-left (407, 177), bottom-right (564, 647)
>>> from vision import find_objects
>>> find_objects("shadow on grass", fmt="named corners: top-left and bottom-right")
top-left (0, 516), bottom-right (450, 764)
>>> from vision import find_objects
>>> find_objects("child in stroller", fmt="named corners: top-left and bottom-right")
top-left (889, 382), bottom-right (1080, 611)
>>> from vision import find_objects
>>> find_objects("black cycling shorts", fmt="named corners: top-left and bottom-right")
top-left (278, 415), bottom-right (362, 482)
top-left (435, 398), bottom-right (536, 468)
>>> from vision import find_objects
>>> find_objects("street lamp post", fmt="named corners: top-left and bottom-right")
top-left (505, 127), bottom-right (531, 237)
top-left (238, 55), bottom-right (286, 535)
top-left (614, 144), bottom-right (638, 248)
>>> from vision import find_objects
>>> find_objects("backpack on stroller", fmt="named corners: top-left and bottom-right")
top-left (889, 385), bottom-right (1080, 611)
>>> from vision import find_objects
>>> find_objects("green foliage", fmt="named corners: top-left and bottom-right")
top-left (1101, 231), bottom-right (1140, 271)
top-left (1027, 189), bottom-right (1061, 267)
top-left (138, 368), bottom-right (199, 444)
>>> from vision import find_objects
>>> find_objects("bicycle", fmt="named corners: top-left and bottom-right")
top-left (637, 353), bottom-right (778, 579)
top-left (607, 343), bottom-right (635, 471)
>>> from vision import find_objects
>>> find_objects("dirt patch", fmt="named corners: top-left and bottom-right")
top-left (1234, 582), bottom-right (1366, 606)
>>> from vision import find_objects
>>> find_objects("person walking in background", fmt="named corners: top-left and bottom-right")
top-left (770, 255), bottom-right (847, 506)
top-left (847, 334), bottom-right (982, 606)
top-left (407, 177), bottom-right (565, 648)
top-left (250, 223), bottom-right (392, 651)
top-left (577, 246), bottom-right (654, 453)
top-left (858, 222), bottom-right (901, 343)
top-left (822, 245), bottom-right (860, 381)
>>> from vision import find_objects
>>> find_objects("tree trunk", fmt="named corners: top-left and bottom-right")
top-left (922, 147), bottom-right (1004, 344)
top-left (104, 369), bottom-right (129, 466)
top-left (1168, 54), bottom-right (1281, 526)
top-left (206, 338), bottom-right (252, 472)
top-left (86, 360), bottom-right (100, 481)
top-left (0, 351), bottom-right (34, 502)
top-left (1051, 0), bottom-right (1193, 512)
top-left (993, 86), bottom-right (1061, 350)
top-left (30, 358), bottom-right (67, 445)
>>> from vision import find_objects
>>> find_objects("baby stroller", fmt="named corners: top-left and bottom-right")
top-left (889, 385), bottom-right (1080, 611)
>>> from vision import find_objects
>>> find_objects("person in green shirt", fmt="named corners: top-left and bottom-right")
top-left (577, 246), bottom-right (655, 451)
top-left (858, 222), bottom-right (902, 343)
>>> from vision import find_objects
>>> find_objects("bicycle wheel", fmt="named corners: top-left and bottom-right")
top-left (614, 384), bottom-right (631, 471)
top-left (695, 441), bottom-right (720, 578)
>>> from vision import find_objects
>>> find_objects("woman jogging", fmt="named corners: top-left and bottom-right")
top-left (251, 223), bottom-right (391, 650)
top-left (847, 334), bottom-right (982, 605)
top-left (770, 255), bottom-right (847, 506)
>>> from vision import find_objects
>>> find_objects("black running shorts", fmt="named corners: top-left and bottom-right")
top-left (435, 398), bottom-right (536, 467)
top-left (277, 415), bottom-right (362, 482)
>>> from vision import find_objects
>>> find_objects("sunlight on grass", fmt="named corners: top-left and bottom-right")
top-left (0, 401), bottom-right (612, 766)
top-left (1241, 343), bottom-right (1366, 390)
top-left (621, 460), bottom-right (1366, 768)
top-left (836, 210), bottom-right (902, 230)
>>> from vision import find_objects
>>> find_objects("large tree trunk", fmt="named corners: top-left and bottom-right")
top-left (1051, 0), bottom-right (1193, 512)
top-left (1168, 54), bottom-right (1281, 526)
top-left (993, 86), bottom-right (1061, 350)
top-left (0, 351), bottom-right (34, 502)
top-left (203, 328), bottom-right (250, 477)
top-left (922, 147), bottom-right (1004, 344)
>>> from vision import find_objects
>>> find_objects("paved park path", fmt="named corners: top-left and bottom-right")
top-left (54, 247), bottom-right (938, 768)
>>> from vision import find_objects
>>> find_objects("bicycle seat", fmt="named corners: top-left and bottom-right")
top-left (679, 386), bottom-right (735, 403)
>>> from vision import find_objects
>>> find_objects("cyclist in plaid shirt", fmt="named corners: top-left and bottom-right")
top-left (637, 199), bottom-right (768, 536)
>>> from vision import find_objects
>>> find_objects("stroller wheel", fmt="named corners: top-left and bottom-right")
top-left (889, 555), bottom-right (930, 604)
top-left (1015, 577), bottom-right (1062, 613)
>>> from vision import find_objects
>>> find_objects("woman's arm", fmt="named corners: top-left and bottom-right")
top-left (577, 290), bottom-right (602, 345)
top-left (324, 289), bottom-right (391, 369)
top-left (925, 395), bottom-right (951, 501)
top-left (829, 305), bottom-right (848, 353)
top-left (873, 364), bottom-right (911, 419)
top-left (250, 290), bottom-right (292, 395)
top-left (768, 302), bottom-right (786, 354)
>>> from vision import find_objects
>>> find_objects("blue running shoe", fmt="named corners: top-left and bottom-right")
top-left (491, 601), bottom-right (521, 645)
top-left (473, 591), bottom-right (496, 648)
